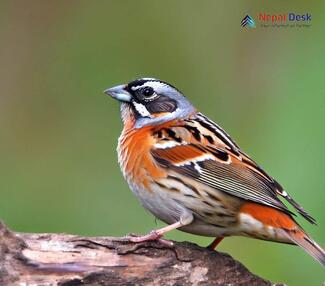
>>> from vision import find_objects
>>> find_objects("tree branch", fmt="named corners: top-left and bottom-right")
top-left (0, 221), bottom-right (283, 285)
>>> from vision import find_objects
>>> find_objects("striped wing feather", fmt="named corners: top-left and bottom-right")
top-left (151, 143), bottom-right (293, 216)
top-left (151, 113), bottom-right (316, 224)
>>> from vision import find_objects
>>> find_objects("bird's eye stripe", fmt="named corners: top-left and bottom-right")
top-left (128, 79), bottom-right (165, 91)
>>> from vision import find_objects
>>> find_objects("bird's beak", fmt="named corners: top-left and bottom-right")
top-left (104, 84), bottom-right (131, 102)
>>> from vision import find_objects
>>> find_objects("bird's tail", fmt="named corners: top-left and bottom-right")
top-left (283, 228), bottom-right (325, 267)
top-left (241, 202), bottom-right (325, 266)
top-left (240, 202), bottom-right (324, 266)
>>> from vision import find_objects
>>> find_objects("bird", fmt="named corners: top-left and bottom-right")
top-left (104, 77), bottom-right (325, 266)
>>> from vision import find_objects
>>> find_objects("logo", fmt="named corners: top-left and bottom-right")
top-left (241, 15), bottom-right (256, 28)
top-left (241, 13), bottom-right (312, 29)
top-left (259, 13), bottom-right (311, 23)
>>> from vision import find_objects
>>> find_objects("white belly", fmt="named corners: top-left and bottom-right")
top-left (126, 178), bottom-right (238, 237)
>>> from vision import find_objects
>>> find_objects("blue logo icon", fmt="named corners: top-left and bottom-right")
top-left (241, 15), bottom-right (256, 28)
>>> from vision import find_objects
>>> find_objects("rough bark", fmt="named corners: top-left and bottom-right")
top-left (0, 221), bottom-right (284, 286)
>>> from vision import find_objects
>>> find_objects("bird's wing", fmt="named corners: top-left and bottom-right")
top-left (150, 113), bottom-right (315, 224)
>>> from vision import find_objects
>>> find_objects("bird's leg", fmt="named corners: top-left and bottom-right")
top-left (122, 212), bottom-right (193, 246)
top-left (125, 222), bottom-right (182, 245)
top-left (207, 237), bottom-right (224, 250)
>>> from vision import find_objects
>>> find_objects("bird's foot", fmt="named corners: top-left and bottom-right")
top-left (121, 230), bottom-right (174, 247)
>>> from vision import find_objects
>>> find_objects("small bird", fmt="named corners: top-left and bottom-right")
top-left (105, 78), bottom-right (325, 266)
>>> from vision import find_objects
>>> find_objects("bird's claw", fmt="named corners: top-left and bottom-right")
top-left (120, 230), bottom-right (174, 247)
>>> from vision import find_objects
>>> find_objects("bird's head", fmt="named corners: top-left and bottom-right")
top-left (105, 78), bottom-right (196, 128)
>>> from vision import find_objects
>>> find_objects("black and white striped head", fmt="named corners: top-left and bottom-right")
top-left (105, 78), bottom-right (196, 128)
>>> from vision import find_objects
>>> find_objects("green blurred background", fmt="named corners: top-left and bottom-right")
top-left (0, 1), bottom-right (324, 284)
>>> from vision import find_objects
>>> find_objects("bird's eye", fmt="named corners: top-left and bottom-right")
top-left (142, 87), bottom-right (155, 97)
